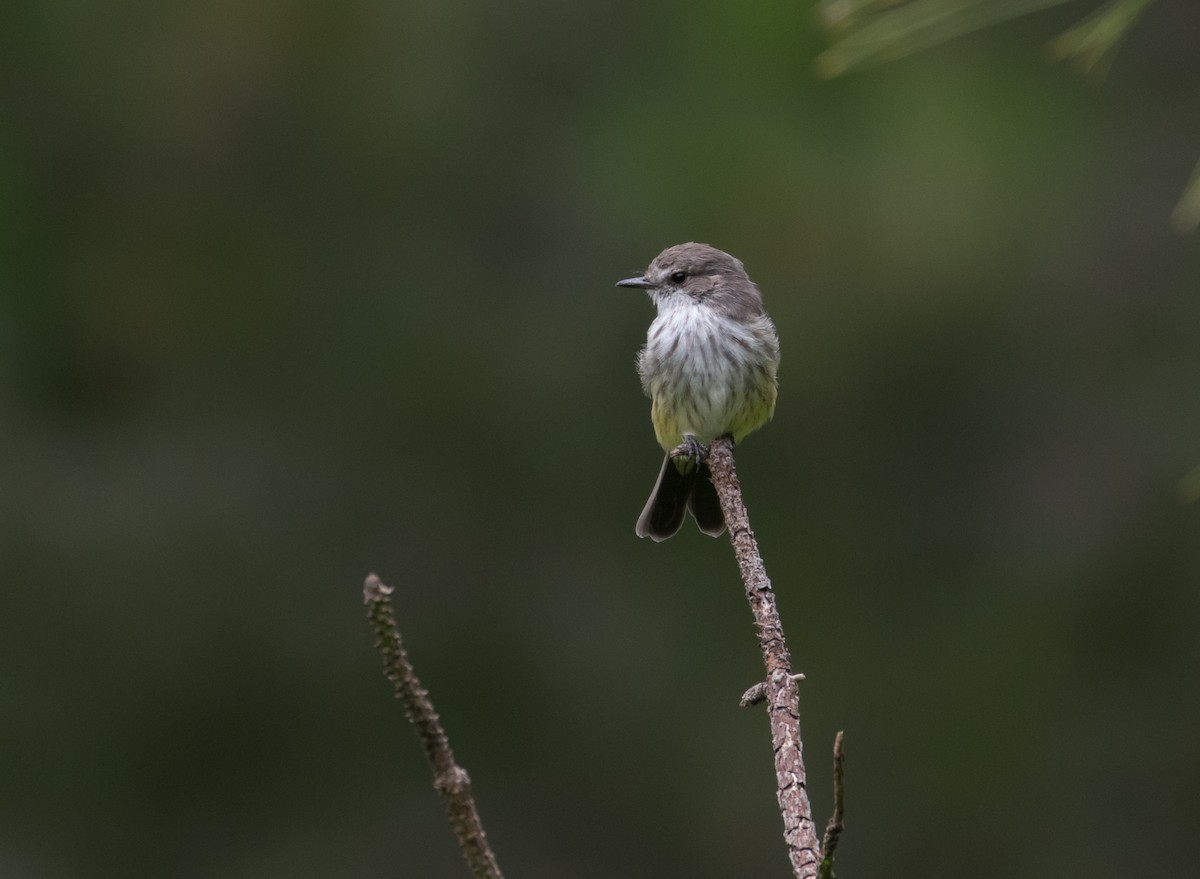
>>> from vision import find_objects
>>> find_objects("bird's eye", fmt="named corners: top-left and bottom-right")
top-left (669, 270), bottom-right (688, 284)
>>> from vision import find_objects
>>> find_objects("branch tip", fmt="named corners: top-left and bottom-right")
top-left (363, 572), bottom-right (393, 602)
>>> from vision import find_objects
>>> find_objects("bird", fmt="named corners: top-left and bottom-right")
top-left (616, 243), bottom-right (780, 541)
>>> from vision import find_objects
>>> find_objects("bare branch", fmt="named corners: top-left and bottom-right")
top-left (818, 731), bottom-right (846, 879)
top-left (705, 436), bottom-right (824, 879)
top-left (363, 573), bottom-right (505, 879)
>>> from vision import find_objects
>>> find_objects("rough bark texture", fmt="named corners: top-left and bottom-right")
top-left (364, 574), bottom-right (504, 879)
top-left (704, 437), bottom-right (821, 879)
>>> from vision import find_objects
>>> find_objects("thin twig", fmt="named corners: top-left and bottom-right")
top-left (740, 681), bottom-right (770, 708)
top-left (818, 731), bottom-right (846, 879)
top-left (703, 436), bottom-right (823, 879)
top-left (363, 573), bottom-right (505, 879)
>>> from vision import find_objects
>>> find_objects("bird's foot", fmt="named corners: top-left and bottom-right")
top-left (669, 435), bottom-right (709, 466)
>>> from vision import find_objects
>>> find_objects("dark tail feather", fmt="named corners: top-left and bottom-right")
top-left (688, 462), bottom-right (726, 537)
top-left (636, 454), bottom-right (693, 541)
top-left (635, 456), bottom-right (726, 541)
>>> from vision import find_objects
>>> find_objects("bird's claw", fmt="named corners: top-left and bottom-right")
top-left (669, 435), bottom-right (709, 466)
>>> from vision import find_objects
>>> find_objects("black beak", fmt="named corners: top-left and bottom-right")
top-left (615, 276), bottom-right (652, 289)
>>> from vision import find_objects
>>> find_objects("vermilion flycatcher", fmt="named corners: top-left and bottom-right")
top-left (617, 243), bottom-right (780, 541)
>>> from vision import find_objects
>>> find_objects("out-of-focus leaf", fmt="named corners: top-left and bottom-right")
top-left (816, 0), bottom-right (1197, 232)
top-left (815, 0), bottom-right (1074, 78)
top-left (1046, 0), bottom-right (1154, 78)
top-left (817, 0), bottom-right (908, 34)
top-left (1171, 158), bottom-right (1200, 234)
top-left (1177, 462), bottom-right (1200, 504)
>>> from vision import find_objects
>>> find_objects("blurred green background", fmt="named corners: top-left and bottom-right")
top-left (3, 1), bottom-right (1199, 877)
